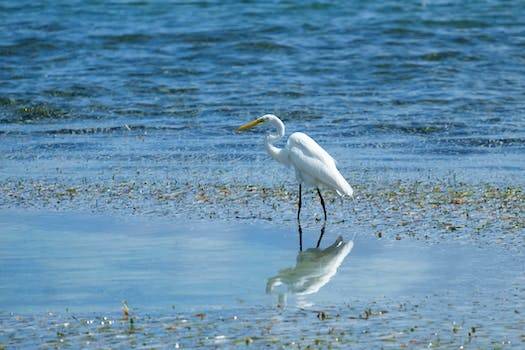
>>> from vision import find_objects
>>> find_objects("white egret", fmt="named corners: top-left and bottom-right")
top-left (237, 114), bottom-right (353, 221)
top-left (266, 235), bottom-right (353, 307)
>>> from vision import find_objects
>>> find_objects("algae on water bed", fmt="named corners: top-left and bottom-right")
top-left (1, 178), bottom-right (522, 249)
top-left (1, 0), bottom-right (525, 347)
top-left (1, 296), bottom-right (523, 349)
top-left (0, 210), bottom-right (523, 340)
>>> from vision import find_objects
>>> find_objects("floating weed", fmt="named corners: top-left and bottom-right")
top-left (443, 222), bottom-right (461, 231)
top-left (4, 301), bottom-right (519, 349)
top-left (122, 300), bottom-right (130, 320)
top-left (128, 317), bottom-right (135, 334)
top-left (1, 179), bottom-right (524, 250)
top-left (16, 103), bottom-right (68, 122)
top-left (452, 322), bottom-right (460, 333)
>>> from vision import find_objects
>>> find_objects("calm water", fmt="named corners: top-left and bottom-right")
top-left (1, 1), bottom-right (524, 186)
top-left (0, 210), bottom-right (522, 314)
top-left (1, 211), bottom-right (524, 348)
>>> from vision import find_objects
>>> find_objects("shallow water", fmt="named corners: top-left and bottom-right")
top-left (1, 1), bottom-right (525, 186)
top-left (1, 210), bottom-right (522, 313)
top-left (0, 210), bottom-right (524, 348)
top-left (1, 2), bottom-right (524, 347)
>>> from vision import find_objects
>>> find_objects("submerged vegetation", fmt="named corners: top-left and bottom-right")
top-left (1, 178), bottom-right (523, 249)
top-left (1, 294), bottom-right (523, 349)
top-left (1, 0), bottom-right (525, 347)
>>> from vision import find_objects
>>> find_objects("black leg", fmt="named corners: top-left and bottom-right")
top-left (317, 188), bottom-right (327, 221)
top-left (297, 221), bottom-right (303, 252)
top-left (316, 221), bottom-right (326, 248)
top-left (297, 184), bottom-right (302, 221)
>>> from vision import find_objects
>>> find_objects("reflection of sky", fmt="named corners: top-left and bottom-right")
top-left (0, 210), bottom-right (518, 313)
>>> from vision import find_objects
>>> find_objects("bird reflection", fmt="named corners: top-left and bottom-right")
top-left (298, 221), bottom-right (326, 251)
top-left (267, 223), bottom-right (354, 307)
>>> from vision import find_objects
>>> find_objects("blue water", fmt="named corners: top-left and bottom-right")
top-left (0, 210), bottom-right (521, 314)
top-left (1, 215), bottom-right (523, 349)
top-left (1, 1), bottom-right (524, 185)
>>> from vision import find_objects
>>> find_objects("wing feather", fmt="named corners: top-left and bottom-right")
top-left (287, 133), bottom-right (353, 197)
top-left (287, 132), bottom-right (336, 167)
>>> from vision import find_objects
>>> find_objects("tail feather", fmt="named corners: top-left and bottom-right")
top-left (331, 170), bottom-right (353, 198)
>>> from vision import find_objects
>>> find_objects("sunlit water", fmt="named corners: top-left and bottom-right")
top-left (1, 210), bottom-right (522, 314)
top-left (1, 2), bottom-right (524, 346)
top-left (1, 211), bottom-right (523, 348)
top-left (1, 1), bottom-right (524, 186)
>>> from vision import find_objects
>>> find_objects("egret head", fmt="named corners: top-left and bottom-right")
top-left (236, 114), bottom-right (275, 132)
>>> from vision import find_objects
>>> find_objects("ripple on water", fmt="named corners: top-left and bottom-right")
top-left (0, 0), bottom-right (524, 184)
top-left (0, 37), bottom-right (59, 56)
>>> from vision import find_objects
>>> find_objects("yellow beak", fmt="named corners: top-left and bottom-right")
top-left (237, 118), bottom-right (264, 132)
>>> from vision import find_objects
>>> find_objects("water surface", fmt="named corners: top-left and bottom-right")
top-left (1, 210), bottom-right (524, 348)
top-left (1, 210), bottom-right (522, 314)
top-left (1, 1), bottom-right (524, 185)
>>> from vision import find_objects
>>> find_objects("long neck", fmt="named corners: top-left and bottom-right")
top-left (264, 116), bottom-right (289, 165)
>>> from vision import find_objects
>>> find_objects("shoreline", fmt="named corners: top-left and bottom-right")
top-left (1, 178), bottom-right (522, 250)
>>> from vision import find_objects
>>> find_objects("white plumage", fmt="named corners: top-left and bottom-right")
top-left (286, 132), bottom-right (353, 197)
top-left (266, 236), bottom-right (353, 306)
top-left (237, 114), bottom-right (353, 220)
